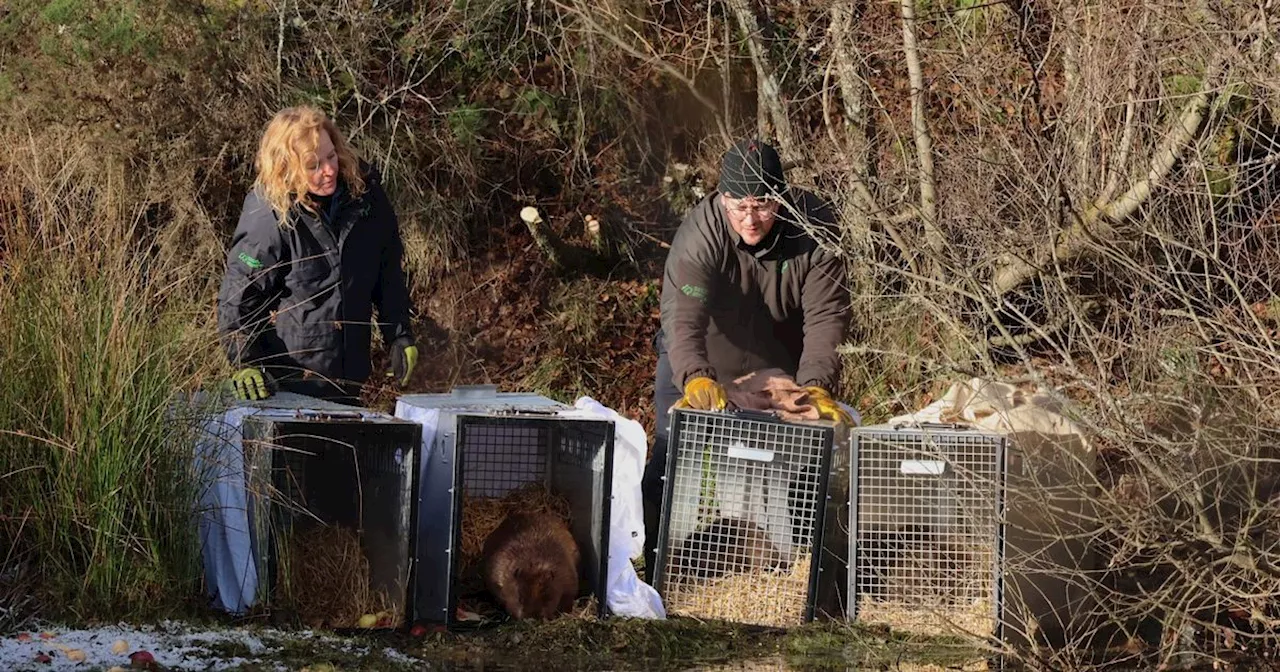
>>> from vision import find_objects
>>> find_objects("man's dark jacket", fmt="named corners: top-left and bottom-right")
top-left (217, 164), bottom-right (414, 391)
top-left (659, 189), bottom-right (850, 392)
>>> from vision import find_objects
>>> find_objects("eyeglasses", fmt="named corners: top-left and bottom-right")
top-left (723, 196), bottom-right (780, 216)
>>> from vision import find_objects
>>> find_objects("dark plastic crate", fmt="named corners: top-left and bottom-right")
top-left (397, 387), bottom-right (616, 626)
top-left (240, 400), bottom-right (421, 629)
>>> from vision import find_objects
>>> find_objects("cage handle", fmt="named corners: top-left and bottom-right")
top-left (294, 410), bottom-right (367, 420)
top-left (450, 384), bottom-right (500, 398)
top-left (727, 408), bottom-right (780, 422)
top-left (892, 421), bottom-right (974, 431)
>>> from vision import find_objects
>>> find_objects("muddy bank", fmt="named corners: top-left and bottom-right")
top-left (0, 618), bottom-right (985, 671)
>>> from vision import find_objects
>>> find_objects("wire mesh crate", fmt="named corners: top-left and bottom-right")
top-left (652, 408), bottom-right (847, 628)
top-left (847, 422), bottom-right (1007, 639)
top-left (240, 393), bottom-right (421, 630)
top-left (395, 386), bottom-right (615, 626)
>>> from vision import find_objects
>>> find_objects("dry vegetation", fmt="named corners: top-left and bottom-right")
top-left (1, 0), bottom-right (1280, 668)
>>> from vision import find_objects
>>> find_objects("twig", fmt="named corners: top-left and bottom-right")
top-left (987, 300), bottom-right (1099, 348)
top-left (628, 225), bottom-right (672, 250)
top-left (1099, 21), bottom-right (1145, 206)
top-left (276, 0), bottom-right (286, 92)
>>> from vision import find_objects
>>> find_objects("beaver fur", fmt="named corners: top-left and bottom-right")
top-left (480, 511), bottom-right (582, 620)
top-left (672, 515), bottom-right (789, 580)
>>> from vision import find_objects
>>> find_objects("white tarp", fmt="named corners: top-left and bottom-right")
top-left (888, 376), bottom-right (1090, 446)
top-left (556, 397), bottom-right (666, 620)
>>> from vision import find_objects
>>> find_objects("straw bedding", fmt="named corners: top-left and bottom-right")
top-left (282, 523), bottom-right (393, 629)
top-left (273, 484), bottom-right (574, 626)
top-left (665, 553), bottom-right (814, 628)
top-left (855, 598), bottom-right (995, 638)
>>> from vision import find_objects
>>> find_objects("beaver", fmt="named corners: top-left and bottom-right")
top-left (671, 515), bottom-right (789, 581)
top-left (480, 511), bottom-right (582, 620)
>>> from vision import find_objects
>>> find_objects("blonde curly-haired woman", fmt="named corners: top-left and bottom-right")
top-left (217, 106), bottom-right (417, 404)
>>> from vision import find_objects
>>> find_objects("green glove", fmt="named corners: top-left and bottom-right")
top-left (231, 367), bottom-right (271, 401)
top-left (804, 386), bottom-right (854, 426)
top-left (388, 339), bottom-right (418, 387)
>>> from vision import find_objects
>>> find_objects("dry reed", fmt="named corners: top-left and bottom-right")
top-left (284, 523), bottom-right (393, 628)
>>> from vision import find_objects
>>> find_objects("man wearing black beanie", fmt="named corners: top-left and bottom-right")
top-left (641, 138), bottom-right (854, 582)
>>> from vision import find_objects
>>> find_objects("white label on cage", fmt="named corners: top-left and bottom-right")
top-left (900, 459), bottom-right (947, 475)
top-left (727, 443), bottom-right (775, 463)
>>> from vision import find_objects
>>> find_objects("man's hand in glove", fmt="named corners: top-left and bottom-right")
top-left (388, 338), bottom-right (419, 387)
top-left (675, 376), bottom-right (728, 411)
top-left (804, 386), bottom-right (855, 425)
top-left (231, 367), bottom-right (272, 401)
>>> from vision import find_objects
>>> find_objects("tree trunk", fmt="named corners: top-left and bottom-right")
top-left (725, 0), bottom-right (797, 155)
top-left (899, 0), bottom-right (943, 277)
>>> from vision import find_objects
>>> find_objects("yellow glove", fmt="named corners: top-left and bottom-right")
top-left (804, 386), bottom-right (854, 425)
top-left (388, 339), bottom-right (418, 387)
top-left (231, 367), bottom-right (271, 401)
top-left (676, 376), bottom-right (728, 411)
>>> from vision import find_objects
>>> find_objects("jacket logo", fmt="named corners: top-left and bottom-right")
top-left (238, 252), bottom-right (264, 270)
top-left (681, 284), bottom-right (708, 302)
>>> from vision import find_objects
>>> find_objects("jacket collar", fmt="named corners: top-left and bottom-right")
top-left (291, 180), bottom-right (368, 249)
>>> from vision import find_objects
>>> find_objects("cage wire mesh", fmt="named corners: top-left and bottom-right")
top-left (656, 409), bottom-right (836, 627)
top-left (461, 422), bottom-right (550, 497)
top-left (850, 424), bottom-right (1006, 638)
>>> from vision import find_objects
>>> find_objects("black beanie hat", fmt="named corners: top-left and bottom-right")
top-left (717, 138), bottom-right (786, 199)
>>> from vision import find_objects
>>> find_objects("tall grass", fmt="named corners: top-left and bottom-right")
top-left (0, 131), bottom-right (224, 620)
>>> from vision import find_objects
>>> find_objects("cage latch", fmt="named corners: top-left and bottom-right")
top-left (293, 410), bottom-right (367, 421)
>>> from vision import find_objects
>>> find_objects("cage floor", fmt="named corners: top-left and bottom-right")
top-left (663, 553), bottom-right (813, 628)
top-left (855, 598), bottom-right (996, 638)
top-left (277, 521), bottom-right (399, 629)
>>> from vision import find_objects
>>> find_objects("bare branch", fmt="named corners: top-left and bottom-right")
top-left (991, 62), bottom-right (1221, 296)
top-left (554, 0), bottom-right (732, 146)
top-left (899, 0), bottom-right (943, 269)
top-left (831, 1), bottom-right (869, 181)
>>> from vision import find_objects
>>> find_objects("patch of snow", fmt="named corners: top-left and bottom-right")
top-left (0, 621), bottom-right (421, 671)
top-left (381, 645), bottom-right (422, 666)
